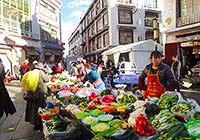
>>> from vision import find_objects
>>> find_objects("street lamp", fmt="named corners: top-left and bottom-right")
top-left (153, 16), bottom-right (159, 51)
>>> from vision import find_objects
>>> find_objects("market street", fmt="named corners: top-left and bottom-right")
top-left (0, 80), bottom-right (200, 140)
top-left (0, 80), bottom-right (44, 140)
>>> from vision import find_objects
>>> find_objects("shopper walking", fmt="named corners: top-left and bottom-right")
top-left (23, 63), bottom-right (49, 130)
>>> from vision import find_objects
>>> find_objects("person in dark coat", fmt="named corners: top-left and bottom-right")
top-left (24, 63), bottom-right (49, 130)
top-left (0, 58), bottom-right (6, 80)
top-left (0, 77), bottom-right (16, 118)
top-left (138, 51), bottom-right (178, 99)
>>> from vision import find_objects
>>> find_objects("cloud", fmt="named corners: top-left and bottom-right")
top-left (61, 21), bottom-right (78, 56)
top-left (68, 0), bottom-right (92, 8)
top-left (69, 10), bottom-right (83, 19)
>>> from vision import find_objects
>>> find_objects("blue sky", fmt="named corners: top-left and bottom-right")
top-left (61, 0), bottom-right (92, 54)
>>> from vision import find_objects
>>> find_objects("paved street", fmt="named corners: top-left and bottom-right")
top-left (181, 89), bottom-right (200, 104)
top-left (0, 80), bottom-right (44, 140)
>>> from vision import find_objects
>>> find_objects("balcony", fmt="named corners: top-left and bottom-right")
top-left (177, 13), bottom-right (200, 27)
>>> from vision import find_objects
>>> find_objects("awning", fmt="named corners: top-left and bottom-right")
top-left (0, 44), bottom-right (11, 49)
top-left (4, 35), bottom-right (27, 46)
top-left (26, 40), bottom-right (40, 47)
top-left (41, 41), bottom-right (65, 50)
top-left (44, 50), bottom-right (63, 56)
top-left (44, 51), bottom-right (52, 55)
top-left (27, 50), bottom-right (40, 55)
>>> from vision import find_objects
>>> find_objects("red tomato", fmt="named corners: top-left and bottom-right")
top-left (144, 132), bottom-right (151, 137)
top-left (142, 117), bottom-right (150, 124)
top-left (138, 120), bottom-right (148, 128)
top-left (149, 128), bottom-right (156, 135)
top-left (137, 114), bottom-right (146, 119)
top-left (145, 125), bottom-right (155, 135)
top-left (133, 124), bottom-right (138, 131)
top-left (137, 127), bottom-right (145, 136)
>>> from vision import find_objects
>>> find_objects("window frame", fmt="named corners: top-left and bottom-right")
top-left (118, 9), bottom-right (133, 24)
top-left (119, 30), bottom-right (133, 45)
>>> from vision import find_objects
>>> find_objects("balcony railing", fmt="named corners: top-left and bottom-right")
top-left (177, 13), bottom-right (200, 27)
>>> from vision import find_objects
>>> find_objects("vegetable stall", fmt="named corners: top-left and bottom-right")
top-left (39, 72), bottom-right (200, 140)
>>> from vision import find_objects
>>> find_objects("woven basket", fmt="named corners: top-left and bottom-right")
top-left (39, 108), bottom-right (59, 120)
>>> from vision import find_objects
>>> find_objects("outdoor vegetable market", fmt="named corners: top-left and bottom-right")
top-left (38, 72), bottom-right (200, 140)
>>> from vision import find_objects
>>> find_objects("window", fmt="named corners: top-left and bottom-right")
top-left (117, 0), bottom-right (132, 4)
top-left (96, 1), bottom-right (101, 15)
top-left (177, 0), bottom-right (200, 26)
top-left (1, 0), bottom-right (30, 35)
top-left (91, 40), bottom-right (96, 51)
top-left (118, 9), bottom-right (132, 24)
top-left (11, 0), bottom-right (16, 7)
top-left (144, 0), bottom-right (157, 8)
top-left (91, 24), bottom-right (95, 36)
top-left (11, 7), bottom-right (17, 21)
top-left (119, 30), bottom-right (133, 45)
top-left (103, 32), bottom-right (109, 47)
top-left (40, 0), bottom-right (57, 21)
top-left (97, 36), bottom-right (102, 49)
top-left (87, 15), bottom-right (90, 25)
top-left (40, 25), bottom-right (58, 43)
top-left (3, 3), bottom-right (10, 19)
top-left (103, 12), bottom-right (108, 26)
top-left (96, 18), bottom-right (102, 32)
top-left (91, 9), bottom-right (95, 20)
top-left (103, 0), bottom-right (108, 8)
top-left (24, 0), bottom-right (29, 13)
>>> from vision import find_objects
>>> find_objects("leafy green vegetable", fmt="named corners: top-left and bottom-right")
top-left (158, 93), bottom-right (178, 109)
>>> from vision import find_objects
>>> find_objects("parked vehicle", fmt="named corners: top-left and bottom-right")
top-left (112, 62), bottom-right (142, 98)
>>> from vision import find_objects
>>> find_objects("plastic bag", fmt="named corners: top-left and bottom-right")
top-left (185, 119), bottom-right (200, 138)
top-left (21, 69), bottom-right (39, 93)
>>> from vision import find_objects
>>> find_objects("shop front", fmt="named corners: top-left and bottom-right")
top-left (41, 41), bottom-right (65, 63)
top-left (165, 31), bottom-right (200, 89)
top-left (165, 32), bottom-right (200, 70)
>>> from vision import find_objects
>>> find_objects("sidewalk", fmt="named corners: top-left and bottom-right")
top-left (0, 80), bottom-right (45, 140)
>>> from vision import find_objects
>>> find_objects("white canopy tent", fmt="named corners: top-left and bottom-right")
top-left (101, 39), bottom-right (163, 71)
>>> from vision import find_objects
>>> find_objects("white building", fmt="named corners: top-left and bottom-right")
top-left (68, 0), bottom-right (162, 63)
top-left (0, 0), bottom-right (63, 75)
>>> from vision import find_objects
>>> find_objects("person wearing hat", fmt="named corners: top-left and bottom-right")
top-left (24, 62), bottom-right (49, 130)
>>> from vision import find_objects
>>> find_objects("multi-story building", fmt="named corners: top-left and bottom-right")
top-left (68, 0), bottom-right (161, 63)
top-left (161, 0), bottom-right (200, 68)
top-left (0, 0), bottom-right (64, 74)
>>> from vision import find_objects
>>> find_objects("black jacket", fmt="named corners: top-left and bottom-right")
top-left (0, 77), bottom-right (16, 116)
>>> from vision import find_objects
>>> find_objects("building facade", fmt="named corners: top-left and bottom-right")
top-left (161, 0), bottom-right (200, 67)
top-left (0, 0), bottom-right (64, 74)
top-left (68, 0), bottom-right (161, 63)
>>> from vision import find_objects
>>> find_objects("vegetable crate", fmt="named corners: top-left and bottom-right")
top-left (39, 108), bottom-right (59, 120)
top-left (43, 121), bottom-right (82, 140)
